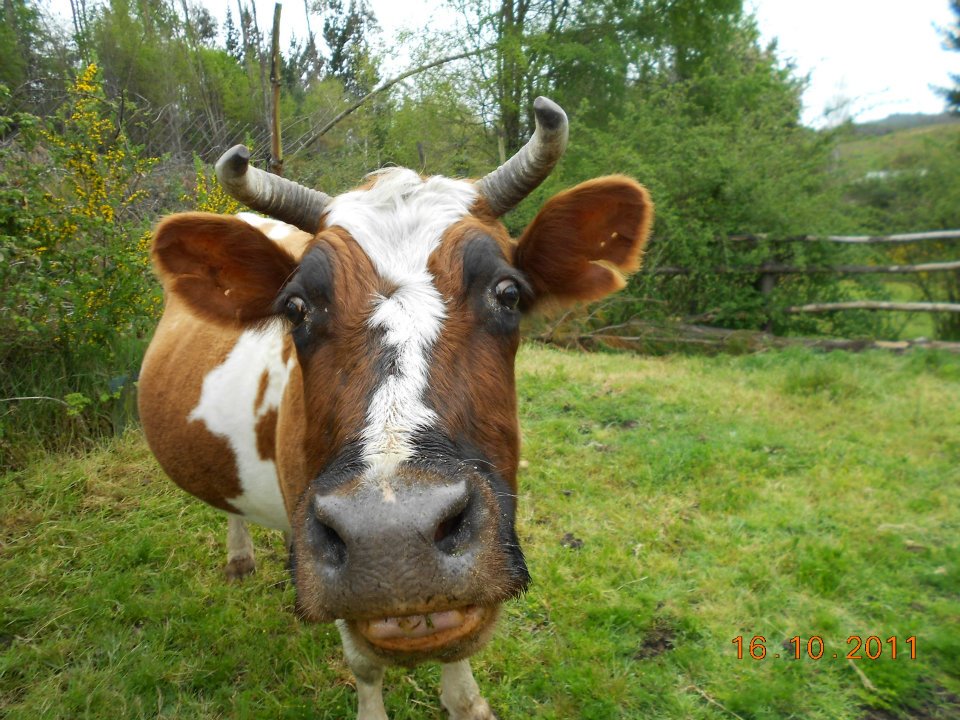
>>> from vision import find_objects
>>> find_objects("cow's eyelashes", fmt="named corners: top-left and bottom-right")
top-left (494, 279), bottom-right (520, 311)
top-left (284, 295), bottom-right (308, 326)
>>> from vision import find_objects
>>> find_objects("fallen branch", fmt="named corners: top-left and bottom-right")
top-left (0, 396), bottom-right (69, 406)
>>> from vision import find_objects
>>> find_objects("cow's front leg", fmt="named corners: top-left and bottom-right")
top-left (337, 620), bottom-right (388, 720)
top-left (440, 660), bottom-right (496, 720)
top-left (224, 514), bottom-right (256, 580)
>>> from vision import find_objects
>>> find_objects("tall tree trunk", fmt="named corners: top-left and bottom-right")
top-left (69, 0), bottom-right (90, 64)
top-left (249, 1), bottom-right (270, 129)
top-left (269, 3), bottom-right (283, 176)
top-left (496, 0), bottom-right (531, 155)
top-left (302, 0), bottom-right (321, 79)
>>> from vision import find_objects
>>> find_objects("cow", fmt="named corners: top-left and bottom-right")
top-left (138, 97), bottom-right (652, 719)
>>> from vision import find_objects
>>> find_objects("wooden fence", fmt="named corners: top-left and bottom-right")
top-left (647, 229), bottom-right (960, 317)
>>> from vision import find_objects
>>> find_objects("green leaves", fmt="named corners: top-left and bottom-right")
top-left (63, 393), bottom-right (93, 418)
top-left (0, 67), bottom-right (160, 468)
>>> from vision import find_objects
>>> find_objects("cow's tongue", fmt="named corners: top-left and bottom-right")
top-left (363, 608), bottom-right (469, 640)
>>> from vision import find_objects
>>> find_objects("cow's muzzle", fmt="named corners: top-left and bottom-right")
top-left (291, 464), bottom-right (528, 660)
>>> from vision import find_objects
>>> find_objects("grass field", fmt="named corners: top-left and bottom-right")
top-left (835, 122), bottom-right (960, 182)
top-left (2, 344), bottom-right (959, 719)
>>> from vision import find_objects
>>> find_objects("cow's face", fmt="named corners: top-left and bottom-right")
top-left (152, 100), bottom-right (651, 665)
top-left (152, 171), bottom-right (650, 664)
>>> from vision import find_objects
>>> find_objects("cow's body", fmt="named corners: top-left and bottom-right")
top-left (139, 99), bottom-right (652, 719)
top-left (140, 215), bottom-right (310, 533)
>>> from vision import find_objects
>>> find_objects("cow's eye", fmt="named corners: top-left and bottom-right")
top-left (284, 296), bottom-right (307, 326)
top-left (495, 279), bottom-right (520, 311)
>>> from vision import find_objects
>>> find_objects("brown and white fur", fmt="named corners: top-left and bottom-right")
top-left (139, 162), bottom-right (652, 718)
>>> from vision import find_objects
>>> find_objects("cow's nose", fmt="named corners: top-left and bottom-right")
top-left (311, 479), bottom-right (477, 563)
top-left (305, 479), bottom-right (485, 612)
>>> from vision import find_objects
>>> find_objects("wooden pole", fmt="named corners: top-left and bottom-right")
top-left (269, 3), bottom-right (283, 176)
top-left (648, 260), bottom-right (960, 275)
top-left (787, 301), bottom-right (960, 314)
top-left (759, 261), bottom-right (777, 332)
top-left (729, 230), bottom-right (960, 244)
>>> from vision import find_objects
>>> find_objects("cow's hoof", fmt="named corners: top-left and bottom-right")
top-left (445, 700), bottom-right (498, 720)
top-left (224, 555), bottom-right (256, 580)
top-left (450, 710), bottom-right (498, 720)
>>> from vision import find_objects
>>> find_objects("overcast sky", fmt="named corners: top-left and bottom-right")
top-left (46, 0), bottom-right (960, 127)
top-left (748, 0), bottom-right (959, 126)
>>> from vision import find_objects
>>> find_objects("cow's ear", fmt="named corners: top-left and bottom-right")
top-left (514, 176), bottom-right (652, 305)
top-left (152, 212), bottom-right (298, 324)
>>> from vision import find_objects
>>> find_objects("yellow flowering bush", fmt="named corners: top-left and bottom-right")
top-left (190, 154), bottom-right (244, 214)
top-left (1, 67), bottom-right (163, 463)
top-left (0, 64), bottom-right (160, 356)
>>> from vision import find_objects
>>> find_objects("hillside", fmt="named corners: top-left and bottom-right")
top-left (835, 116), bottom-right (960, 182)
top-left (851, 113), bottom-right (960, 137)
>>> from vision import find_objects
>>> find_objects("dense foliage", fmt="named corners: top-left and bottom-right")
top-left (0, 66), bottom-right (161, 467)
top-left (1, 0), bottom-right (959, 463)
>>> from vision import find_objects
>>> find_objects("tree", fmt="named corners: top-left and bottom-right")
top-left (437, 0), bottom-right (856, 335)
top-left (379, 78), bottom-right (492, 178)
top-left (314, 0), bottom-right (380, 96)
top-left (563, 14), bottom-right (860, 334)
top-left (0, 0), bottom-right (39, 91)
top-left (0, 0), bottom-right (75, 119)
top-left (941, 0), bottom-right (960, 112)
top-left (85, 0), bottom-right (272, 158)
top-left (224, 6), bottom-right (241, 61)
top-left (441, 0), bottom-right (763, 158)
top-left (444, 0), bottom-right (584, 156)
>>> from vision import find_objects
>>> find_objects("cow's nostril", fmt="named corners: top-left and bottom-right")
top-left (434, 503), bottom-right (472, 554)
top-left (317, 521), bottom-right (347, 568)
top-left (312, 495), bottom-right (349, 568)
top-left (434, 509), bottom-right (464, 543)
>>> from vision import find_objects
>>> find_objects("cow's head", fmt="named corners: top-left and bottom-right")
top-left (151, 98), bottom-right (651, 665)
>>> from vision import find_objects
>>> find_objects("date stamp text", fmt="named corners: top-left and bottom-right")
top-left (732, 635), bottom-right (917, 660)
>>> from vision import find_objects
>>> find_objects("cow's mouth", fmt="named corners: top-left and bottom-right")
top-left (355, 605), bottom-right (488, 653)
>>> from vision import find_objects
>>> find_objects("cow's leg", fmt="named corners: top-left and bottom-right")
top-left (338, 620), bottom-right (388, 720)
top-left (440, 660), bottom-right (496, 720)
top-left (224, 514), bottom-right (256, 580)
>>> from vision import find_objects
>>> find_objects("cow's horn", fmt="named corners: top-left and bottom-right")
top-left (215, 145), bottom-right (330, 233)
top-left (476, 96), bottom-right (569, 217)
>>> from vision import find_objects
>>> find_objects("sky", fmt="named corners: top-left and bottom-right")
top-left (45, 0), bottom-right (960, 128)
top-left (749, 0), bottom-right (960, 126)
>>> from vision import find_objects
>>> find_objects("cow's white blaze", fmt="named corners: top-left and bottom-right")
top-left (325, 169), bottom-right (477, 486)
top-left (189, 327), bottom-right (294, 531)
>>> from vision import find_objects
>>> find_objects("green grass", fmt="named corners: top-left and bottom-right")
top-left (0, 337), bottom-right (146, 472)
top-left (2, 344), bottom-right (959, 719)
top-left (836, 122), bottom-right (960, 182)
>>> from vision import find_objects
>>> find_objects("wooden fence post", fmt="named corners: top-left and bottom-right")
top-left (759, 260), bottom-right (777, 332)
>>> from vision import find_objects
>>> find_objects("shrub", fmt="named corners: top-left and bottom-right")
top-left (0, 65), bottom-right (161, 468)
